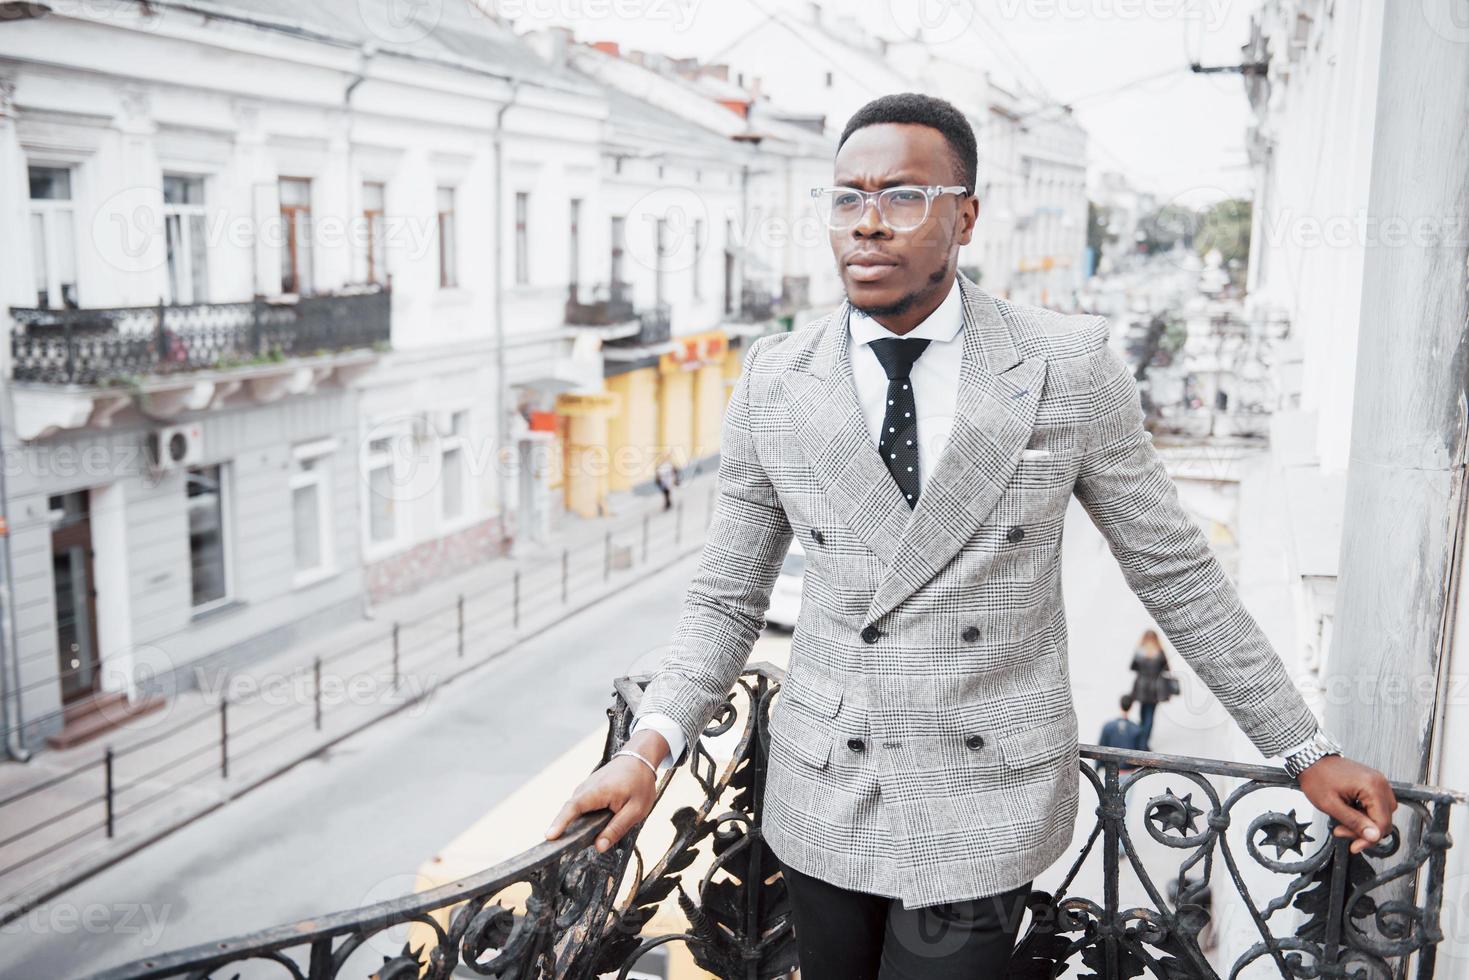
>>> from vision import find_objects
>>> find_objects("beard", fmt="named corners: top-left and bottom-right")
top-left (848, 264), bottom-right (950, 319)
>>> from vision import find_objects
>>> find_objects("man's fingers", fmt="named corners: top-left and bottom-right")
top-left (1358, 778), bottom-right (1397, 835)
top-left (1319, 794), bottom-right (1377, 843)
top-left (594, 797), bottom-right (648, 853)
top-left (545, 787), bottom-right (601, 840)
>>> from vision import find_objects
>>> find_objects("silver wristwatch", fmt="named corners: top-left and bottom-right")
top-left (1283, 730), bottom-right (1343, 779)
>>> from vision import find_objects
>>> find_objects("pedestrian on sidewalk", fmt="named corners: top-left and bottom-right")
top-left (1095, 694), bottom-right (1146, 775)
top-left (1129, 629), bottom-right (1178, 751)
top-left (653, 455), bottom-right (680, 512)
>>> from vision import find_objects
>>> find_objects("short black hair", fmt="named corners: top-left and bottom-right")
top-left (837, 93), bottom-right (978, 195)
top-left (1120, 694), bottom-right (1135, 712)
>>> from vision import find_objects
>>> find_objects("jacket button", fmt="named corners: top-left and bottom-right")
top-left (861, 625), bottom-right (882, 644)
top-left (962, 625), bottom-right (980, 642)
top-left (811, 528), bottom-right (825, 545)
top-left (1006, 525), bottom-right (1026, 543)
top-left (847, 737), bottom-right (866, 752)
top-left (965, 734), bottom-right (985, 750)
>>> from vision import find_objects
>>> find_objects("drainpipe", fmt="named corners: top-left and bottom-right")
top-left (0, 406), bottom-right (30, 762)
top-left (493, 79), bottom-right (522, 547)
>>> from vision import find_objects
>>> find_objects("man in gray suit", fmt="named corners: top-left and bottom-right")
top-left (547, 94), bottom-right (1396, 977)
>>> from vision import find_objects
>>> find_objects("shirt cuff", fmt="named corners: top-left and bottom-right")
top-left (631, 712), bottom-right (687, 775)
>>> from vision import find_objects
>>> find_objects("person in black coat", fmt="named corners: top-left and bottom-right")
top-left (1129, 628), bottom-right (1177, 750)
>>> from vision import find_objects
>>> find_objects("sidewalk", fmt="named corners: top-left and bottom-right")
top-left (0, 469), bottom-right (721, 923)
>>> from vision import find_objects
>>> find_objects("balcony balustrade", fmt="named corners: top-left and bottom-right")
top-left (9, 285), bottom-right (391, 387)
top-left (92, 663), bottom-right (1462, 980)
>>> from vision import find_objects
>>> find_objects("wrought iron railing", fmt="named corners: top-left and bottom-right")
top-left (778, 275), bottom-right (809, 314)
top-left (9, 286), bottom-right (391, 386)
top-left (90, 663), bottom-right (1462, 980)
top-left (565, 281), bottom-right (637, 326)
top-left (737, 283), bottom-right (775, 323)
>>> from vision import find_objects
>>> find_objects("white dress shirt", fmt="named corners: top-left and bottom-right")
top-left (630, 277), bottom-right (1312, 772)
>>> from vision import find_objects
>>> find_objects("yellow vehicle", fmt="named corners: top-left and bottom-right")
top-left (407, 636), bottom-right (794, 978)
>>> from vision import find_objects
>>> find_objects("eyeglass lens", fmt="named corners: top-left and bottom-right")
top-left (819, 187), bottom-right (930, 230)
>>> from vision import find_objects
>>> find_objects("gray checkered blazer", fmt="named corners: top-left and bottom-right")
top-left (635, 272), bottom-right (1320, 909)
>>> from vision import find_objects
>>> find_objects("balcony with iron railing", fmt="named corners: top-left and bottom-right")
top-left (7, 286), bottom-right (392, 439)
top-left (565, 281), bottom-right (637, 328)
top-left (93, 662), bottom-right (1462, 980)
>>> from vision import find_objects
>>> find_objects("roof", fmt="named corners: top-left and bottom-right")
top-left (145, 0), bottom-right (594, 92)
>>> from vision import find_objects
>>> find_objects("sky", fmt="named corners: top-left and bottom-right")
top-left (495, 0), bottom-right (1260, 207)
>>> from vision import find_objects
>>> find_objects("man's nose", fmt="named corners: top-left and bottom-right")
top-left (852, 197), bottom-right (890, 238)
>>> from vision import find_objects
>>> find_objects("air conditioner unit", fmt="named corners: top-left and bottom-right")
top-left (148, 423), bottom-right (204, 472)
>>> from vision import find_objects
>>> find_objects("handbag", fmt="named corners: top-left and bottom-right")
top-left (1162, 671), bottom-right (1181, 697)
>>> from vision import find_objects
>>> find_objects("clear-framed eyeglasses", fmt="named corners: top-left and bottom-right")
top-left (809, 184), bottom-right (969, 232)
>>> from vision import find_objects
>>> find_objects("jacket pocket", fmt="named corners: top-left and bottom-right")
top-left (998, 712), bottom-right (1079, 773)
top-left (771, 696), bottom-right (834, 770)
top-left (780, 664), bottom-right (844, 718)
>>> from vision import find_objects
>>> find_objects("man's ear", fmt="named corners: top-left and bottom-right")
top-left (956, 195), bottom-right (979, 247)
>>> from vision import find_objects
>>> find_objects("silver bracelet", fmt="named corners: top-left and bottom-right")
top-left (612, 748), bottom-right (658, 777)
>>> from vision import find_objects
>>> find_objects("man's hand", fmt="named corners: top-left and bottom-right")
top-left (544, 732), bottom-right (667, 853)
top-left (1297, 755), bottom-right (1398, 854)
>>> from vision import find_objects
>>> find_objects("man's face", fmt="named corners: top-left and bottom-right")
top-left (828, 123), bottom-right (978, 319)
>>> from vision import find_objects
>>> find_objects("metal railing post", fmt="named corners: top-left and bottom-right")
top-left (392, 623), bottom-right (400, 692)
top-left (676, 501), bottom-right (684, 547)
top-left (642, 513), bottom-right (649, 562)
top-left (104, 746), bottom-right (115, 839)
top-left (219, 699), bottom-right (229, 780)
top-left (457, 595), bottom-right (465, 658)
top-left (313, 657), bottom-right (323, 732)
top-left (561, 548), bottom-right (569, 604)
top-left (604, 531), bottom-right (611, 582)
top-left (512, 570), bottom-right (521, 630)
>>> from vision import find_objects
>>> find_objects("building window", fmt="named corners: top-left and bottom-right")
top-left (514, 191), bottom-right (529, 285)
top-left (363, 181), bottom-right (386, 285)
top-left (163, 174), bottom-right (209, 305)
top-left (187, 464), bottom-right (229, 609)
top-left (437, 185), bottom-right (457, 288)
top-left (279, 177), bottom-right (313, 295)
top-left (692, 217), bottom-right (703, 300)
top-left (291, 440), bottom-right (335, 581)
top-left (365, 430), bottom-right (401, 547)
top-left (610, 215), bottom-right (625, 286)
top-left (28, 165), bottom-right (78, 309)
top-left (440, 410), bottom-right (470, 524)
top-left (568, 198), bottom-right (582, 294)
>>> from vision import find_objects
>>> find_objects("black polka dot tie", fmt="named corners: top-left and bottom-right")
top-left (867, 336), bottom-right (932, 508)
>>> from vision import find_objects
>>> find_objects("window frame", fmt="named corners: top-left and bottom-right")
top-left (514, 191), bottom-right (530, 285)
top-left (290, 437), bottom-right (338, 587)
top-left (361, 419), bottom-right (414, 560)
top-left (186, 462), bottom-right (234, 615)
top-left (163, 173), bottom-right (210, 305)
top-left (279, 176), bottom-right (313, 296)
top-left (437, 185), bottom-right (458, 289)
top-left (437, 409), bottom-right (475, 531)
top-left (27, 164), bottom-right (80, 310)
top-left (362, 180), bottom-right (387, 286)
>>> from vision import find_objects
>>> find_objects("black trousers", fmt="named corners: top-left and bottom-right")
top-left (776, 856), bottom-right (1032, 979)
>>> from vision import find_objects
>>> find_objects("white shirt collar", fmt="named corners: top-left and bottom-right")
top-left (848, 275), bottom-right (964, 346)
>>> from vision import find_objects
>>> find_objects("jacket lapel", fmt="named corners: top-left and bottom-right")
top-left (779, 301), bottom-right (912, 568)
top-left (863, 276), bottom-right (1047, 626)
top-left (779, 275), bottom-right (1047, 628)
